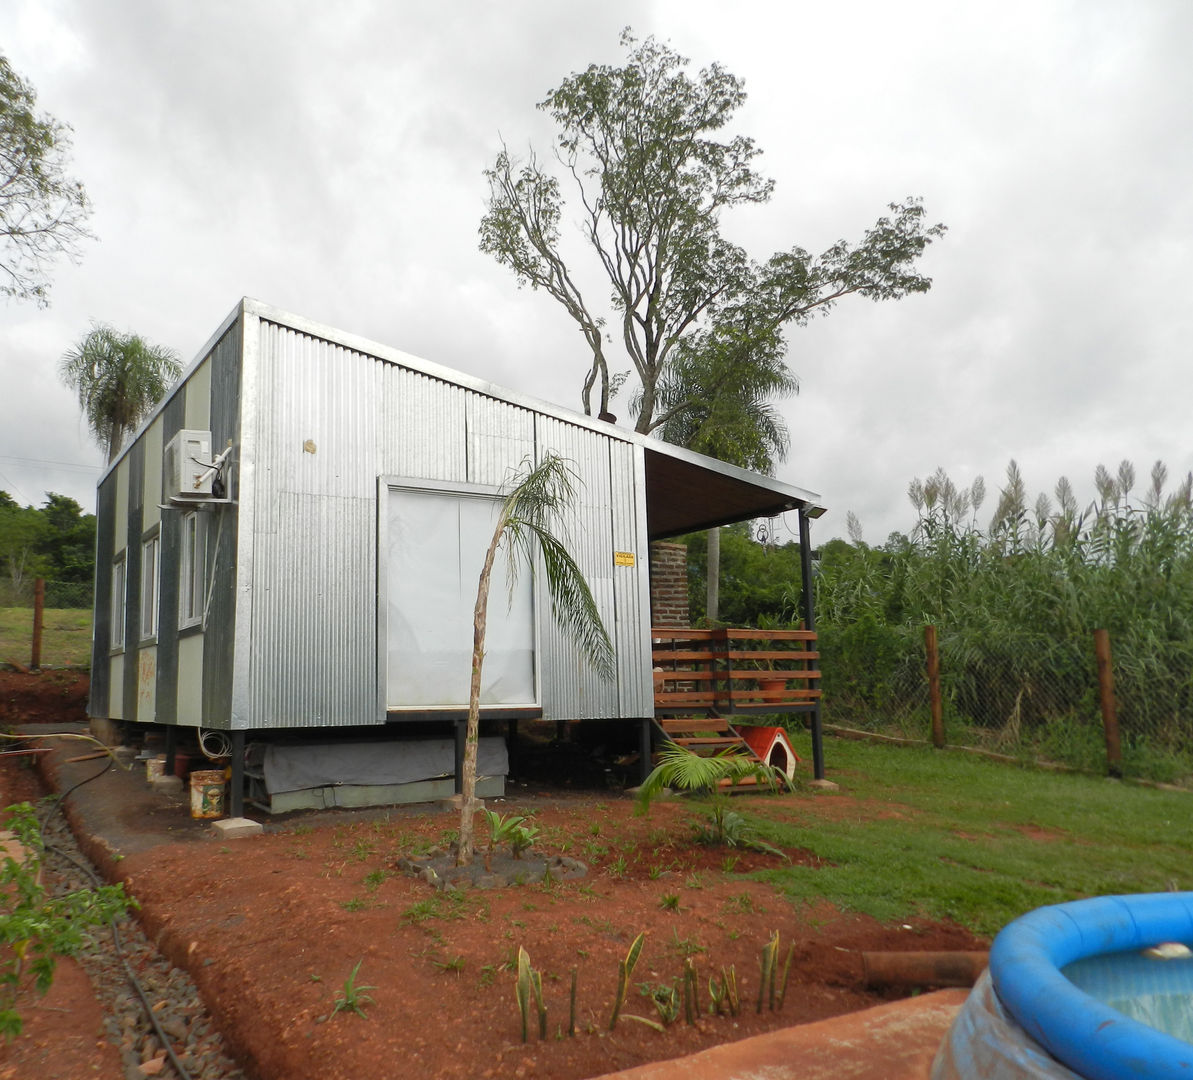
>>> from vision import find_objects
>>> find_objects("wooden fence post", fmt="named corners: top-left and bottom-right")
top-left (1093, 628), bottom-right (1122, 778)
top-left (925, 625), bottom-right (944, 748)
top-left (31, 578), bottom-right (45, 671)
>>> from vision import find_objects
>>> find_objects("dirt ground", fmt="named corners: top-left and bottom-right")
top-left (0, 670), bottom-right (987, 1080)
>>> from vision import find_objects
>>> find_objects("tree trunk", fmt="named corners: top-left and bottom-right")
top-left (706, 526), bottom-right (720, 623)
top-left (457, 516), bottom-right (506, 867)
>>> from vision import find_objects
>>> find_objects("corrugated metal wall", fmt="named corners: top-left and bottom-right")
top-left (94, 303), bottom-right (653, 732)
top-left (243, 321), bottom-right (379, 728)
top-left (243, 315), bottom-right (651, 729)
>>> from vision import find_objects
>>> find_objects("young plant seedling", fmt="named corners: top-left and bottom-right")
top-left (330, 960), bottom-right (376, 1020)
top-left (608, 932), bottom-right (645, 1031)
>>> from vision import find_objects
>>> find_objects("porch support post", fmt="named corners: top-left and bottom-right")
top-left (798, 507), bottom-right (825, 781)
top-left (639, 717), bottom-right (653, 785)
top-left (164, 725), bottom-right (177, 779)
top-left (230, 729), bottom-right (245, 818)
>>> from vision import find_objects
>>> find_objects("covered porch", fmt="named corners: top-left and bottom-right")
top-left (640, 442), bottom-right (826, 782)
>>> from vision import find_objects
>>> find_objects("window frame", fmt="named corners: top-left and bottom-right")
top-left (139, 531), bottom-right (160, 642)
top-left (110, 553), bottom-right (126, 652)
top-left (179, 510), bottom-right (205, 630)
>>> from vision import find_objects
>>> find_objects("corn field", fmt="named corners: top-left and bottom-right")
top-left (812, 460), bottom-right (1193, 783)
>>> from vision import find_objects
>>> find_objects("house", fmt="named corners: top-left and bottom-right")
top-left (89, 299), bottom-right (825, 813)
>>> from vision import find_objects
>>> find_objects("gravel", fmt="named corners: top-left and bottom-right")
top-left (39, 803), bottom-right (249, 1080)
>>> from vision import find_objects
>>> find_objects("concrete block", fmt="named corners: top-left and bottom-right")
top-left (149, 774), bottom-right (184, 794)
top-left (211, 817), bottom-right (263, 839)
top-left (808, 778), bottom-right (840, 791)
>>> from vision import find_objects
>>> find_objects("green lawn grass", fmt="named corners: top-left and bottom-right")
top-left (743, 736), bottom-right (1192, 936)
top-left (0, 607), bottom-right (92, 668)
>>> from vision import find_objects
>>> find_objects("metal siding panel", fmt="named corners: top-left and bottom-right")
top-left (247, 320), bottom-right (378, 729)
top-left (183, 357), bottom-right (211, 430)
top-left (466, 393), bottom-right (535, 486)
top-left (177, 634), bottom-right (204, 725)
top-left (109, 655), bottom-right (124, 718)
top-left (535, 416), bottom-right (622, 721)
top-left (122, 443), bottom-right (144, 722)
top-left (249, 493), bottom-right (375, 726)
top-left (155, 396), bottom-right (185, 725)
top-left (610, 439), bottom-right (652, 717)
top-left (89, 475), bottom-right (115, 717)
top-left (378, 365), bottom-right (467, 483)
top-left (141, 418), bottom-right (163, 532)
top-left (113, 459), bottom-right (128, 554)
top-left (202, 321), bottom-right (243, 731)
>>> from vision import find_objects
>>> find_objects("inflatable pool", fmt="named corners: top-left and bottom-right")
top-left (933, 893), bottom-right (1193, 1079)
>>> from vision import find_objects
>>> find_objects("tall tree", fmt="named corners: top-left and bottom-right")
top-left (59, 324), bottom-right (182, 463)
top-left (0, 54), bottom-right (93, 306)
top-left (480, 30), bottom-right (945, 435)
top-left (457, 454), bottom-right (614, 867)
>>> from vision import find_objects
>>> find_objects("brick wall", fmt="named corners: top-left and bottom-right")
top-left (649, 541), bottom-right (689, 628)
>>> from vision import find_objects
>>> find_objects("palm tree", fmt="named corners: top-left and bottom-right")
top-left (652, 322), bottom-right (797, 621)
top-left (635, 743), bottom-right (790, 854)
top-left (457, 453), bottom-right (615, 866)
top-left (59, 324), bottom-right (181, 463)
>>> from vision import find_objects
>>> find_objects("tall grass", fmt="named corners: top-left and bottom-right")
top-left (812, 460), bottom-right (1193, 782)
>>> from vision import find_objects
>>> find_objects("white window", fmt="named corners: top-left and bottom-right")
top-left (179, 511), bottom-right (204, 628)
top-left (385, 487), bottom-right (536, 709)
top-left (140, 534), bottom-right (159, 640)
top-left (110, 554), bottom-right (126, 650)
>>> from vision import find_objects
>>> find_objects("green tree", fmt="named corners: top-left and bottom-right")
top-left (0, 54), bottom-right (93, 306)
top-left (0, 499), bottom-right (47, 597)
top-left (480, 30), bottom-right (945, 434)
top-left (59, 324), bottom-right (181, 463)
top-left (656, 325), bottom-right (797, 619)
top-left (36, 493), bottom-right (95, 583)
top-left (458, 454), bottom-right (614, 866)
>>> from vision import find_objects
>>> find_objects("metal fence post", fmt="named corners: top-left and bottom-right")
top-left (1093, 629), bottom-right (1122, 778)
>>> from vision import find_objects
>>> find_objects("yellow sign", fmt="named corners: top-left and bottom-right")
top-left (614, 551), bottom-right (636, 567)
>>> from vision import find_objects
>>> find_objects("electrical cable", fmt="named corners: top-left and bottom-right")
top-left (44, 839), bottom-right (195, 1080)
top-left (198, 729), bottom-right (232, 761)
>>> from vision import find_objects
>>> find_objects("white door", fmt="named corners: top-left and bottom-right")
top-left (385, 487), bottom-right (536, 709)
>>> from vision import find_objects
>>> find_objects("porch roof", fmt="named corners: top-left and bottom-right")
top-left (642, 442), bottom-right (825, 540)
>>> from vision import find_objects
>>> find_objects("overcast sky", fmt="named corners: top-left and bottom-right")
top-left (1, 0), bottom-right (1189, 546)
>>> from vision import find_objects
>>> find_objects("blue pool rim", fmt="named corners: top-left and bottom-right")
top-left (989, 893), bottom-right (1193, 1080)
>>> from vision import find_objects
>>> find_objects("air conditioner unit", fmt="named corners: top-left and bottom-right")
top-left (163, 429), bottom-right (214, 500)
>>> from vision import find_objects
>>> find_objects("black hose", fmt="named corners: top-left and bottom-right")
top-left (19, 735), bottom-right (195, 1080)
top-left (45, 839), bottom-right (195, 1080)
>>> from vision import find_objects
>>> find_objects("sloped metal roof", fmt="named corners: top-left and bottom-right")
top-left (102, 297), bottom-right (826, 532)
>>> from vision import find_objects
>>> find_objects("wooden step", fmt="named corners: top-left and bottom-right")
top-left (661, 717), bottom-right (733, 734)
top-left (673, 736), bottom-right (744, 749)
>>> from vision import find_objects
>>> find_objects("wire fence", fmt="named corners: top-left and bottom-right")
top-left (0, 579), bottom-right (94, 669)
top-left (817, 622), bottom-right (1193, 785)
top-left (0, 579), bottom-right (93, 609)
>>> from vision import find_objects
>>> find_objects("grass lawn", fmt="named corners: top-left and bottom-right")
top-left (743, 735), bottom-right (1192, 936)
top-left (0, 606), bottom-right (92, 668)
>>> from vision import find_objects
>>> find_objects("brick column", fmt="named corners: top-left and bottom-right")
top-left (649, 541), bottom-right (689, 628)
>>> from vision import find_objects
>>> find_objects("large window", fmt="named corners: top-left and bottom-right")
top-left (385, 487), bottom-right (535, 708)
top-left (179, 511), bottom-right (204, 628)
top-left (110, 554), bottom-right (126, 650)
top-left (140, 533), bottom-right (159, 640)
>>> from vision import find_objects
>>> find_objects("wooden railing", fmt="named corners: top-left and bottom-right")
top-left (651, 628), bottom-right (821, 715)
